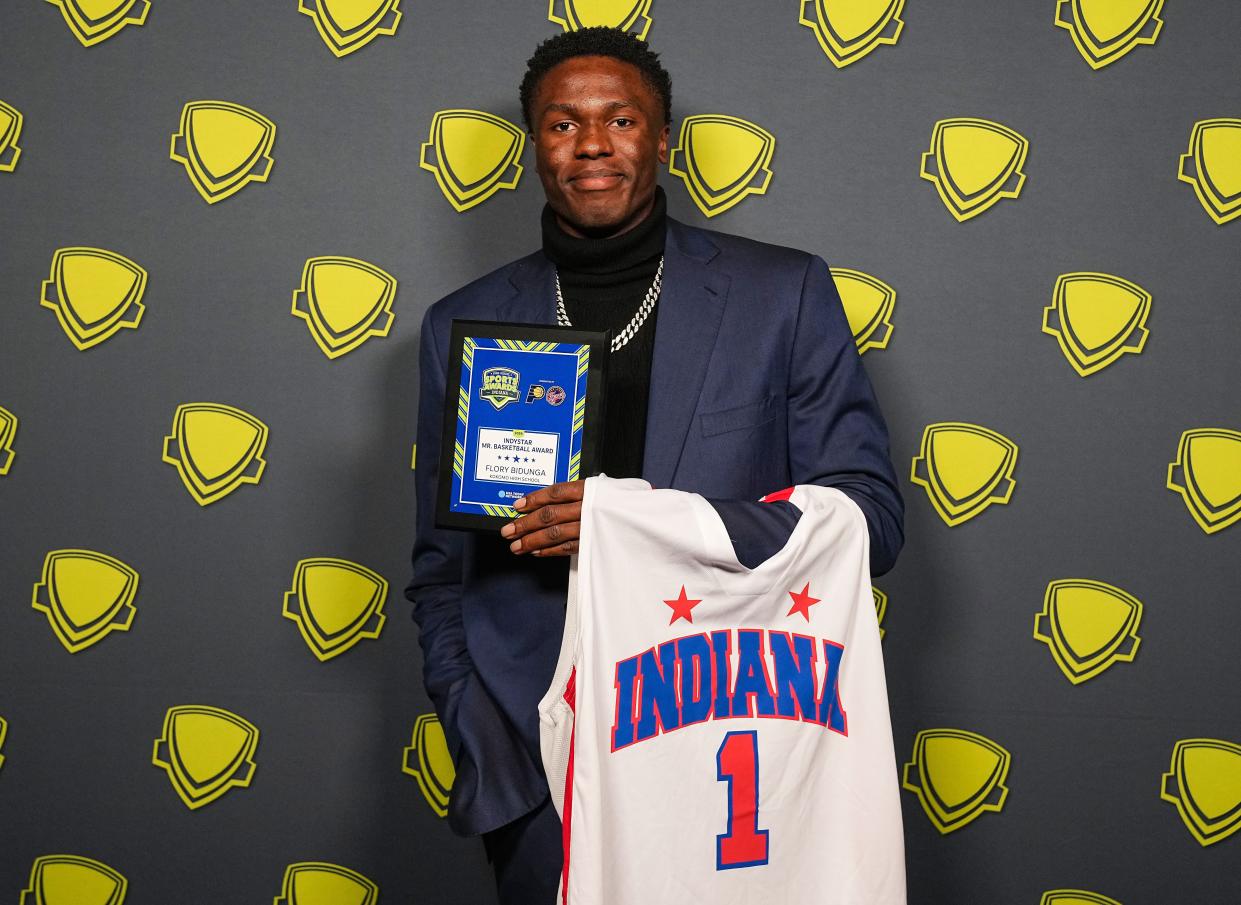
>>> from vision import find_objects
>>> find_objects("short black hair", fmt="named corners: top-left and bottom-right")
top-left (519, 27), bottom-right (672, 131)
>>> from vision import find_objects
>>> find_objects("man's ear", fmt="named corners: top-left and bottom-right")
top-left (657, 123), bottom-right (670, 165)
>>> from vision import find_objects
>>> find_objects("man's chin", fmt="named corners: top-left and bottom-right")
top-left (558, 200), bottom-right (645, 238)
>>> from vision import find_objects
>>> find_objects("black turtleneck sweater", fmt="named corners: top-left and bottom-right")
top-left (540, 187), bottom-right (802, 569)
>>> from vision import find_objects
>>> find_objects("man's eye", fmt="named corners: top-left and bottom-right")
top-left (614, 118), bottom-right (633, 127)
top-left (552, 122), bottom-right (574, 132)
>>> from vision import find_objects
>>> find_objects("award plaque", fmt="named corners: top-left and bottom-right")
top-left (436, 319), bottom-right (609, 531)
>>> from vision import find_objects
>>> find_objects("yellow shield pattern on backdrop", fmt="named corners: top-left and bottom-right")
top-left (799, 0), bottom-right (904, 68)
top-left (170, 101), bottom-right (276, 204)
top-left (1040, 891), bottom-right (1124, 905)
top-left (1178, 118), bottom-right (1241, 225)
top-left (903, 728), bottom-right (1011, 834)
top-left (1166, 428), bottom-right (1241, 534)
top-left (32, 549), bottom-right (139, 654)
top-left (1033, 579), bottom-right (1142, 684)
top-left (1054, 0), bottom-right (1163, 70)
top-left (283, 558), bottom-right (388, 661)
top-left (297, 0), bottom-right (402, 57)
top-left (0, 406), bottom-right (16, 475)
top-left (831, 268), bottom-right (896, 354)
top-left (44, 0), bottom-right (149, 47)
top-left (0, 99), bottom-right (23, 171)
top-left (911, 422), bottom-right (1019, 526)
top-left (291, 257), bottom-right (397, 359)
top-left (1160, 738), bottom-right (1241, 846)
top-left (19, 854), bottom-right (128, 905)
top-left (274, 862), bottom-right (379, 905)
top-left (40, 247), bottom-right (147, 351)
top-left (668, 115), bottom-right (775, 217)
top-left (0, 715), bottom-right (6, 772)
top-left (420, 110), bottom-right (525, 212)
top-left (162, 402), bottom-right (269, 506)
top-left (1042, 272), bottom-right (1151, 377)
top-left (872, 586), bottom-right (887, 640)
top-left (152, 705), bottom-right (259, 810)
top-left (403, 713), bottom-right (456, 817)
top-left (548, 0), bottom-right (654, 41)
top-left (920, 118), bottom-right (1028, 221)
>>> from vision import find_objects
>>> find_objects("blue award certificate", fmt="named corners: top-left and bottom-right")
top-left (436, 320), bottom-right (609, 530)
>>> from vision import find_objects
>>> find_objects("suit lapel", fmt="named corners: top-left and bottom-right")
top-left (496, 253), bottom-right (557, 325)
top-left (642, 219), bottom-right (730, 488)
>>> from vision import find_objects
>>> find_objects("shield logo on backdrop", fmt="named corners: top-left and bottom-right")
top-left (170, 101), bottom-right (276, 204)
top-left (297, 0), bottom-right (401, 57)
top-left (45, 0), bottom-right (149, 47)
top-left (31, 549), bottom-right (139, 653)
top-left (0, 406), bottom-right (17, 475)
top-left (1054, 0), bottom-right (1164, 69)
top-left (0, 715), bottom-right (7, 772)
top-left (283, 558), bottom-right (388, 661)
top-left (0, 99), bottom-right (23, 171)
top-left (1042, 272), bottom-right (1151, 377)
top-left (911, 422), bottom-right (1019, 526)
top-left (274, 862), bottom-right (379, 905)
top-left (548, 0), bottom-right (654, 40)
top-left (20, 854), bottom-right (128, 905)
top-left (920, 118), bottom-right (1028, 221)
top-left (799, 0), bottom-right (904, 68)
top-left (1177, 118), bottom-right (1241, 225)
top-left (831, 268), bottom-right (896, 354)
top-left (668, 114), bottom-right (776, 218)
top-left (162, 402), bottom-right (269, 506)
top-left (1166, 428), bottom-right (1241, 534)
top-left (291, 256), bottom-right (398, 359)
top-left (419, 110), bottom-right (525, 212)
top-left (1160, 738), bottom-right (1241, 846)
top-left (1033, 579), bottom-right (1142, 684)
top-left (902, 728), bottom-right (1011, 834)
top-left (40, 247), bottom-right (147, 351)
top-left (1040, 891), bottom-right (1124, 905)
top-left (152, 705), bottom-right (259, 809)
top-left (872, 586), bottom-right (887, 640)
top-left (403, 713), bottom-right (456, 817)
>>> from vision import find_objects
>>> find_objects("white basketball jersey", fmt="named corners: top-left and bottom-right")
top-left (538, 475), bottom-right (906, 904)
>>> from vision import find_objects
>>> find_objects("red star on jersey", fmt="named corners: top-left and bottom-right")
top-left (786, 582), bottom-right (821, 621)
top-left (664, 585), bottom-right (702, 624)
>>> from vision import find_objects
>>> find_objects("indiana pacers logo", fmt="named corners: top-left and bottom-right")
top-left (1166, 428), bottom-right (1241, 534)
top-left (911, 422), bottom-right (1018, 526)
top-left (1160, 738), bottom-right (1241, 846)
top-left (420, 110), bottom-right (525, 212)
top-left (903, 728), bottom-right (1011, 834)
top-left (403, 713), bottom-right (455, 817)
top-left (45, 0), bottom-right (149, 46)
top-left (480, 367), bottom-right (521, 410)
top-left (799, 0), bottom-right (904, 68)
top-left (40, 247), bottom-right (147, 351)
top-left (298, 0), bottom-right (401, 57)
top-left (275, 863), bottom-right (379, 905)
top-left (872, 587), bottom-right (887, 640)
top-left (32, 549), bottom-right (139, 653)
top-left (1042, 272), bottom-right (1150, 376)
top-left (1033, 579), bottom-right (1142, 684)
top-left (170, 101), bottom-right (276, 203)
top-left (152, 705), bottom-right (259, 809)
top-left (1177, 119), bottom-right (1241, 225)
top-left (920, 118), bottom-right (1028, 221)
top-left (0, 100), bottom-right (23, 171)
top-left (832, 268), bottom-right (895, 354)
top-left (669, 115), bottom-right (775, 218)
top-left (283, 558), bottom-right (388, 661)
top-left (1054, 0), bottom-right (1164, 69)
top-left (1041, 892), bottom-right (1123, 905)
top-left (549, 0), bottom-right (654, 40)
top-left (0, 406), bottom-right (17, 475)
top-left (162, 403), bottom-right (268, 506)
top-left (20, 854), bottom-right (128, 905)
top-left (292, 257), bottom-right (397, 359)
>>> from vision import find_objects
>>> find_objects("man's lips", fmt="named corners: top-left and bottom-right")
top-left (569, 170), bottom-right (625, 190)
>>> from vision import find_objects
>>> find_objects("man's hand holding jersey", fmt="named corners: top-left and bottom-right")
top-left (500, 479), bottom-right (585, 556)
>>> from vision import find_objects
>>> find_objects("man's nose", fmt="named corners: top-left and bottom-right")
top-left (574, 122), bottom-right (613, 157)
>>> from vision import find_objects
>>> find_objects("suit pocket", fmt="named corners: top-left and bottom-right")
top-left (699, 394), bottom-right (780, 437)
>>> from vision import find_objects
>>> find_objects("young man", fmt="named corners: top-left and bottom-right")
top-left (407, 27), bottom-right (903, 903)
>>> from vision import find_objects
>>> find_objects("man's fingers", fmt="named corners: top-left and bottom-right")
top-left (502, 499), bottom-right (582, 539)
top-left (509, 521), bottom-right (581, 554)
top-left (514, 480), bottom-right (584, 512)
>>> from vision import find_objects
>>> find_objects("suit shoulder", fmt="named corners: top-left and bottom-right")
top-left (674, 220), bottom-right (820, 273)
top-left (425, 250), bottom-right (543, 325)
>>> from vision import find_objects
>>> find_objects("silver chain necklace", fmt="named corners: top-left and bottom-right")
top-left (555, 255), bottom-right (664, 353)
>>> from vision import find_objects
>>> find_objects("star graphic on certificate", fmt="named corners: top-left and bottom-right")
top-left (664, 585), bottom-right (702, 624)
top-left (786, 582), bottom-right (821, 621)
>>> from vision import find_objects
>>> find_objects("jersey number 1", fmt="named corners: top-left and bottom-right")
top-left (716, 730), bottom-right (769, 869)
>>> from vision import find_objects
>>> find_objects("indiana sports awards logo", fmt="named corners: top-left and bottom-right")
top-left (549, 0), bottom-right (654, 41)
top-left (0, 406), bottom-right (17, 475)
top-left (275, 862), bottom-right (379, 905)
top-left (420, 110), bottom-right (525, 212)
top-left (44, 0), bottom-right (148, 46)
top-left (32, 549), bottom-right (139, 653)
top-left (921, 117), bottom-right (1028, 221)
top-left (1033, 579), bottom-right (1142, 684)
top-left (19, 854), bottom-right (128, 905)
top-left (283, 558), bottom-right (388, 661)
top-left (1053, 0), bottom-right (1164, 69)
top-left (669, 114), bottom-right (775, 217)
top-left (291, 256), bottom-right (398, 358)
top-left (403, 713), bottom-right (456, 817)
top-left (1041, 272), bottom-right (1151, 377)
top-left (910, 422), bottom-right (1019, 526)
top-left (0, 99), bottom-right (23, 171)
top-left (40, 247), bottom-right (147, 350)
top-left (832, 268), bottom-right (896, 354)
top-left (799, 0), bottom-right (904, 68)
top-left (1161, 738), bottom-right (1241, 846)
top-left (162, 403), bottom-right (269, 505)
top-left (1166, 428), bottom-right (1241, 534)
top-left (902, 728), bottom-right (1011, 834)
top-left (297, 0), bottom-right (402, 57)
top-left (1178, 118), bottom-right (1241, 225)
top-left (170, 101), bottom-right (276, 203)
top-left (151, 705), bottom-right (259, 809)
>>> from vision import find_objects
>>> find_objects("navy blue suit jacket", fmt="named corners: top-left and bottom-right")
top-left (407, 217), bottom-right (904, 836)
